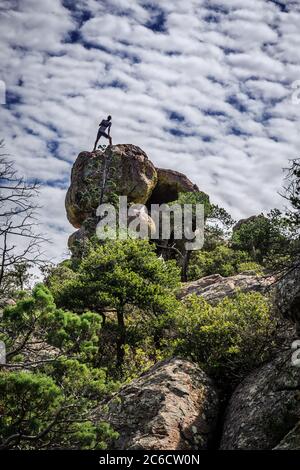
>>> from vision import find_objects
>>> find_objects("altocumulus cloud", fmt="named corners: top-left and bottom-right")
top-left (0, 0), bottom-right (300, 262)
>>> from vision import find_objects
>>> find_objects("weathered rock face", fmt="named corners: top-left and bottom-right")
top-left (65, 145), bottom-right (157, 229)
top-left (275, 263), bottom-right (300, 334)
top-left (220, 351), bottom-right (300, 450)
top-left (148, 168), bottom-right (199, 205)
top-left (66, 145), bottom-right (205, 256)
top-left (98, 358), bottom-right (219, 450)
top-left (274, 422), bottom-right (300, 450)
top-left (127, 205), bottom-right (156, 236)
top-left (233, 214), bottom-right (265, 232)
top-left (178, 272), bottom-right (276, 303)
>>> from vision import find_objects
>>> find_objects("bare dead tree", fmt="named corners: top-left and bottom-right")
top-left (0, 140), bottom-right (47, 293)
top-left (281, 158), bottom-right (300, 228)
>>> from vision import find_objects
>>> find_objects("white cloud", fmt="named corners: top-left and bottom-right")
top-left (0, 0), bottom-right (299, 263)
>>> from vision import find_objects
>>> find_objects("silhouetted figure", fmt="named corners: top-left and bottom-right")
top-left (93, 115), bottom-right (112, 151)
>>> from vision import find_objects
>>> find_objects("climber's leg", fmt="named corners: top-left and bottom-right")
top-left (93, 130), bottom-right (102, 151)
top-left (98, 131), bottom-right (112, 147)
top-left (93, 139), bottom-right (98, 152)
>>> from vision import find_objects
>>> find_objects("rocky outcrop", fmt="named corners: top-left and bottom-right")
top-left (233, 214), bottom-right (265, 232)
top-left (63, 143), bottom-right (300, 451)
top-left (220, 351), bottom-right (300, 450)
top-left (178, 272), bottom-right (276, 303)
top-left (221, 265), bottom-right (300, 450)
top-left (65, 144), bottom-right (205, 256)
top-left (148, 168), bottom-right (199, 204)
top-left (98, 357), bottom-right (219, 450)
top-left (275, 263), bottom-right (300, 334)
top-left (274, 422), bottom-right (300, 450)
top-left (65, 145), bottom-right (157, 229)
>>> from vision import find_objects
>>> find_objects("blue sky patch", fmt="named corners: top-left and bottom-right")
top-left (5, 91), bottom-right (22, 107)
top-left (144, 4), bottom-right (167, 33)
top-left (226, 95), bottom-right (248, 113)
top-left (169, 111), bottom-right (185, 122)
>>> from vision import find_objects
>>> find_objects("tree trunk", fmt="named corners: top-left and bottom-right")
top-left (182, 250), bottom-right (191, 282)
top-left (116, 308), bottom-right (126, 367)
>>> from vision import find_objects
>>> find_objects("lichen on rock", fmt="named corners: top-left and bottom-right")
top-left (178, 272), bottom-right (276, 304)
top-left (96, 357), bottom-right (219, 450)
top-left (275, 263), bottom-right (300, 333)
top-left (65, 145), bottom-right (158, 229)
top-left (220, 351), bottom-right (300, 450)
top-left (65, 144), bottom-right (205, 258)
top-left (148, 168), bottom-right (199, 205)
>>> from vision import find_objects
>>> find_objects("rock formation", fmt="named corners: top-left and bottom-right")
top-left (178, 272), bottom-right (276, 303)
top-left (64, 143), bottom-right (300, 451)
top-left (96, 357), bottom-right (219, 450)
top-left (274, 422), bottom-right (300, 450)
top-left (221, 351), bottom-right (300, 450)
top-left (65, 144), bottom-right (204, 256)
top-left (148, 168), bottom-right (199, 205)
top-left (232, 214), bottom-right (265, 232)
top-left (275, 263), bottom-right (300, 333)
top-left (65, 145), bottom-right (157, 229)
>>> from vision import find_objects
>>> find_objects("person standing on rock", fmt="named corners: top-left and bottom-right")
top-left (93, 115), bottom-right (112, 151)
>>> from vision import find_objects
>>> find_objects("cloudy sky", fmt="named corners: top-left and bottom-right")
top-left (1, 0), bottom-right (300, 262)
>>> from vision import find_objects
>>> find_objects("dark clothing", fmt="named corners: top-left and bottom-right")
top-left (97, 129), bottom-right (110, 139)
top-left (99, 119), bottom-right (111, 133)
top-left (93, 117), bottom-right (112, 151)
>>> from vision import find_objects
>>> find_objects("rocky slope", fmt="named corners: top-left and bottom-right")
top-left (65, 144), bottom-right (300, 450)
top-left (96, 358), bottom-right (219, 450)
top-left (178, 271), bottom-right (276, 303)
top-left (275, 263), bottom-right (300, 333)
top-left (221, 351), bottom-right (300, 449)
top-left (66, 145), bottom-right (157, 229)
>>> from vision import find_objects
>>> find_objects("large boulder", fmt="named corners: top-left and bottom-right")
top-left (233, 214), bottom-right (265, 233)
top-left (65, 145), bottom-right (157, 228)
top-left (274, 422), bottom-right (300, 450)
top-left (178, 272), bottom-right (275, 304)
top-left (220, 351), bottom-right (300, 450)
top-left (148, 168), bottom-right (199, 205)
top-left (65, 145), bottom-right (207, 258)
top-left (97, 358), bottom-right (219, 450)
top-left (275, 263), bottom-right (300, 334)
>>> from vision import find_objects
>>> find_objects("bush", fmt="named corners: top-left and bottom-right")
top-left (187, 245), bottom-right (250, 280)
top-left (0, 366), bottom-right (118, 450)
top-left (237, 261), bottom-right (264, 275)
top-left (50, 238), bottom-right (181, 368)
top-left (0, 284), bottom-right (118, 450)
top-left (231, 211), bottom-right (292, 267)
top-left (171, 292), bottom-right (276, 387)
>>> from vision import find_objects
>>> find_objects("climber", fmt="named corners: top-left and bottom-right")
top-left (93, 115), bottom-right (112, 151)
